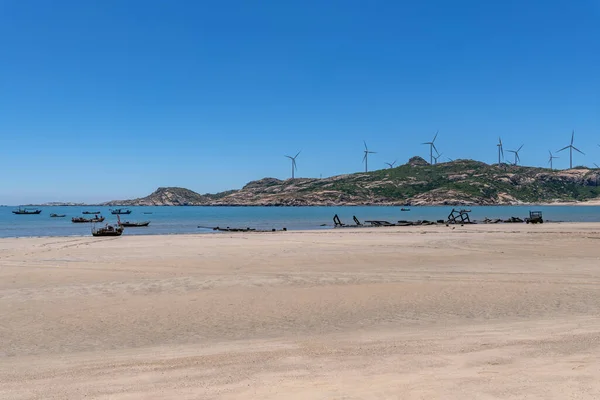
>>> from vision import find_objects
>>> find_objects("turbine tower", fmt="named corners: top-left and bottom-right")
top-left (422, 131), bottom-right (439, 164)
top-left (284, 150), bottom-right (301, 179)
top-left (384, 160), bottom-right (397, 169)
top-left (557, 130), bottom-right (584, 169)
top-left (548, 150), bottom-right (558, 170)
top-left (506, 144), bottom-right (523, 166)
top-left (497, 137), bottom-right (504, 165)
top-left (433, 152), bottom-right (443, 164)
top-left (362, 141), bottom-right (376, 172)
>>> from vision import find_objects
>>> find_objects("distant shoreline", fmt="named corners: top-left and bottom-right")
top-left (9, 201), bottom-right (600, 207)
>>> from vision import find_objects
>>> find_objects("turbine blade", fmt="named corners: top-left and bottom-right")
top-left (572, 146), bottom-right (584, 155)
top-left (432, 143), bottom-right (438, 153)
top-left (433, 130), bottom-right (438, 142)
top-left (571, 130), bottom-right (574, 145)
top-left (517, 144), bottom-right (524, 152)
top-left (363, 140), bottom-right (368, 150)
top-left (295, 150), bottom-right (301, 158)
top-left (557, 146), bottom-right (569, 152)
top-left (363, 153), bottom-right (367, 162)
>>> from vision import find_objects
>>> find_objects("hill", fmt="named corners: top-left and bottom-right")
top-left (102, 157), bottom-right (600, 206)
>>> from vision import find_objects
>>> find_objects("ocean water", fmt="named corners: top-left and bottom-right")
top-left (0, 205), bottom-right (599, 238)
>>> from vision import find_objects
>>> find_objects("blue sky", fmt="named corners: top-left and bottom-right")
top-left (1, 0), bottom-right (599, 204)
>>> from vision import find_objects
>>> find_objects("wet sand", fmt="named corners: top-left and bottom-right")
top-left (1, 223), bottom-right (600, 399)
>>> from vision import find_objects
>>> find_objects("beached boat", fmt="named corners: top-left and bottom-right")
top-left (110, 208), bottom-right (131, 215)
top-left (118, 221), bottom-right (150, 227)
top-left (92, 223), bottom-right (124, 237)
top-left (12, 207), bottom-right (42, 215)
top-left (82, 211), bottom-right (101, 215)
top-left (72, 216), bottom-right (105, 223)
top-left (50, 213), bottom-right (66, 217)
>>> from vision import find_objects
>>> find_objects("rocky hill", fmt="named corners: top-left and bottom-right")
top-left (102, 157), bottom-right (600, 206)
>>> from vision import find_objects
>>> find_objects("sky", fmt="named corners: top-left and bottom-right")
top-left (1, 0), bottom-right (599, 204)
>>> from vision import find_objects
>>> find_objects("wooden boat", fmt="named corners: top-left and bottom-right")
top-left (12, 207), bottom-right (42, 215)
top-left (118, 221), bottom-right (150, 227)
top-left (198, 225), bottom-right (287, 233)
top-left (82, 211), bottom-right (101, 215)
top-left (110, 208), bottom-right (131, 215)
top-left (72, 216), bottom-right (105, 223)
top-left (92, 224), bottom-right (124, 237)
top-left (50, 213), bottom-right (66, 218)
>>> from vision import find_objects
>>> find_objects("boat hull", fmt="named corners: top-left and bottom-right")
top-left (92, 231), bottom-right (123, 237)
top-left (72, 217), bottom-right (105, 223)
top-left (119, 221), bottom-right (150, 227)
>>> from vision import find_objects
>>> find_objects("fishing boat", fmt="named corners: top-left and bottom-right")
top-left (50, 213), bottom-right (66, 218)
top-left (12, 207), bottom-right (42, 215)
top-left (110, 208), bottom-right (131, 215)
top-left (82, 211), bottom-right (101, 215)
top-left (72, 216), bottom-right (105, 223)
top-left (118, 221), bottom-right (150, 227)
top-left (92, 223), bottom-right (124, 237)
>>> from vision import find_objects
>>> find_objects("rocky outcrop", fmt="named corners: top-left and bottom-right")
top-left (103, 187), bottom-right (211, 206)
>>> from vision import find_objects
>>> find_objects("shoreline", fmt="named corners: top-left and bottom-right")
top-left (3, 220), bottom-right (600, 241)
top-left (5, 200), bottom-right (600, 207)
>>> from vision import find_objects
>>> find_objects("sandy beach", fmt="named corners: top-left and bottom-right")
top-left (1, 223), bottom-right (600, 399)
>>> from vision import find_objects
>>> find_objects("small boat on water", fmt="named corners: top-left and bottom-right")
top-left (118, 221), bottom-right (150, 227)
top-left (110, 208), bottom-right (131, 215)
top-left (82, 211), bottom-right (101, 215)
top-left (143, 212), bottom-right (153, 214)
top-left (400, 208), bottom-right (410, 211)
top-left (92, 223), bottom-right (124, 237)
top-left (72, 216), bottom-right (105, 223)
top-left (12, 207), bottom-right (42, 215)
top-left (50, 213), bottom-right (66, 218)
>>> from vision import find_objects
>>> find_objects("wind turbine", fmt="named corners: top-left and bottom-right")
top-left (594, 163), bottom-right (599, 186)
top-left (548, 150), bottom-right (558, 170)
top-left (422, 131), bottom-right (439, 164)
top-left (557, 130), bottom-right (584, 169)
top-left (433, 152), bottom-right (443, 164)
top-left (284, 150), bottom-right (301, 179)
top-left (497, 137), bottom-right (504, 165)
top-left (506, 144), bottom-right (523, 165)
top-left (362, 141), bottom-right (376, 172)
top-left (384, 160), bottom-right (397, 169)
top-left (446, 157), bottom-right (454, 162)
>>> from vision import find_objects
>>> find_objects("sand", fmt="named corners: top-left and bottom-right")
top-left (1, 223), bottom-right (600, 399)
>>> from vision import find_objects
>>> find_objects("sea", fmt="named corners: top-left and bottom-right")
top-left (0, 205), bottom-right (599, 238)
